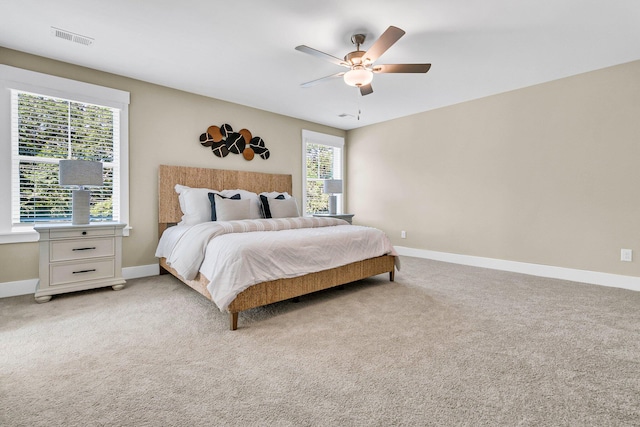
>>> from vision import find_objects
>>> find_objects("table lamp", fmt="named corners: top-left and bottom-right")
top-left (59, 159), bottom-right (103, 225)
top-left (323, 179), bottom-right (343, 215)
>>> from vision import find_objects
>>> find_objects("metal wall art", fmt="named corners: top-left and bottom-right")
top-left (199, 123), bottom-right (270, 161)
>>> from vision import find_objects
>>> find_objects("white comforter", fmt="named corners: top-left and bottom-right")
top-left (155, 217), bottom-right (397, 311)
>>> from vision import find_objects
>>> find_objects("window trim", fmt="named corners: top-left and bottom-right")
top-left (301, 130), bottom-right (345, 216)
top-left (0, 65), bottom-right (130, 243)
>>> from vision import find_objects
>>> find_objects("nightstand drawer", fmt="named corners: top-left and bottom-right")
top-left (50, 259), bottom-right (115, 286)
top-left (50, 227), bottom-right (115, 239)
top-left (50, 238), bottom-right (115, 262)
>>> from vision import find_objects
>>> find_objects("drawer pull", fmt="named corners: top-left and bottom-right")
top-left (72, 269), bottom-right (97, 274)
top-left (72, 247), bottom-right (97, 251)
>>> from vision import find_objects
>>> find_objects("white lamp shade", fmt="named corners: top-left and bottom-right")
top-left (343, 68), bottom-right (373, 87)
top-left (59, 160), bottom-right (103, 187)
top-left (323, 179), bottom-right (343, 194)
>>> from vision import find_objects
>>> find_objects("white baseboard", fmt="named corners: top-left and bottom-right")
top-left (123, 264), bottom-right (159, 280)
top-left (395, 246), bottom-right (640, 292)
top-left (4, 253), bottom-right (638, 298)
top-left (0, 279), bottom-right (38, 298)
top-left (0, 263), bottom-right (160, 299)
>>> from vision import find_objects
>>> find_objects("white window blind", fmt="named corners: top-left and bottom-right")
top-left (302, 130), bottom-right (344, 215)
top-left (11, 91), bottom-right (118, 224)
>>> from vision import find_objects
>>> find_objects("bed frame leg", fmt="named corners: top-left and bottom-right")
top-left (390, 270), bottom-right (395, 282)
top-left (230, 312), bottom-right (238, 330)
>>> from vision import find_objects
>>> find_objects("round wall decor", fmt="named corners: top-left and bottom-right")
top-left (199, 123), bottom-right (270, 161)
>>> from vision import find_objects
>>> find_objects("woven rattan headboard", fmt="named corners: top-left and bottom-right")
top-left (158, 165), bottom-right (293, 229)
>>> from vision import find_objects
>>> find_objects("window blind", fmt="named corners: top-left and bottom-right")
top-left (304, 142), bottom-right (343, 214)
top-left (11, 91), bottom-right (117, 223)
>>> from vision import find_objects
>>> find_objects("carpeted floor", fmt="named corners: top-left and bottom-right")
top-left (1, 256), bottom-right (639, 426)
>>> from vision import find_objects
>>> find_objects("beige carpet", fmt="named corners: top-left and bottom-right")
top-left (1, 256), bottom-right (639, 426)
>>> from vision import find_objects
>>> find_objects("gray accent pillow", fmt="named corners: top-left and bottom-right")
top-left (208, 192), bottom-right (240, 221)
top-left (268, 197), bottom-right (299, 218)
top-left (259, 193), bottom-right (285, 218)
top-left (215, 198), bottom-right (251, 221)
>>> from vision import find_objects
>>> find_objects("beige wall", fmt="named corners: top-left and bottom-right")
top-left (0, 47), bottom-right (344, 283)
top-left (347, 60), bottom-right (640, 277)
top-left (3, 47), bottom-right (639, 284)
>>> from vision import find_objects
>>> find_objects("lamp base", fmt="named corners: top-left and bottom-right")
top-left (328, 195), bottom-right (337, 215)
top-left (72, 189), bottom-right (91, 225)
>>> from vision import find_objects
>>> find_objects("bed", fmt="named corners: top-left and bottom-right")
top-left (157, 165), bottom-right (396, 330)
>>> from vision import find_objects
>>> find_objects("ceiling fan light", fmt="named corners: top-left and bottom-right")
top-left (343, 68), bottom-right (373, 87)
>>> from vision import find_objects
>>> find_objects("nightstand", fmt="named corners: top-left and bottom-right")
top-left (312, 213), bottom-right (355, 224)
top-left (34, 222), bottom-right (126, 303)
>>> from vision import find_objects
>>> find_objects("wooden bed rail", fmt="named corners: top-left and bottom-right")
top-left (160, 255), bottom-right (395, 330)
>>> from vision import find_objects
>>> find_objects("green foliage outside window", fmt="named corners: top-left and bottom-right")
top-left (305, 143), bottom-right (338, 214)
top-left (16, 92), bottom-right (115, 222)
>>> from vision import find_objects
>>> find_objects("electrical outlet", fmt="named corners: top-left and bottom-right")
top-left (621, 249), bottom-right (633, 262)
top-left (401, 230), bottom-right (406, 239)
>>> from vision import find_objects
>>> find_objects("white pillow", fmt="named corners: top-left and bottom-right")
top-left (215, 198), bottom-right (251, 221)
top-left (175, 184), bottom-right (219, 225)
top-left (268, 197), bottom-right (299, 218)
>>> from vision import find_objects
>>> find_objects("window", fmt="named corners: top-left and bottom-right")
top-left (302, 130), bottom-right (344, 215)
top-left (13, 92), bottom-right (118, 223)
top-left (0, 65), bottom-right (130, 243)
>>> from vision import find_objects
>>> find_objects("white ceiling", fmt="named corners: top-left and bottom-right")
top-left (1, 0), bottom-right (639, 130)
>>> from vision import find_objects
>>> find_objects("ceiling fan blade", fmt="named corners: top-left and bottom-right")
top-left (295, 45), bottom-right (348, 67)
top-left (373, 63), bottom-right (431, 73)
top-left (300, 72), bottom-right (345, 88)
top-left (359, 84), bottom-right (373, 96)
top-left (363, 26), bottom-right (405, 63)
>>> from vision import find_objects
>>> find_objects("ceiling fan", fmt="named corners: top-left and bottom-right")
top-left (295, 26), bottom-right (431, 96)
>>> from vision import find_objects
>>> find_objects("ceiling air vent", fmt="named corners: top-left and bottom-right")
top-left (51, 27), bottom-right (94, 46)
top-left (338, 110), bottom-right (361, 120)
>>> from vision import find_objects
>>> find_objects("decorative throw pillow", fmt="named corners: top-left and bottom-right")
top-left (263, 196), bottom-right (299, 219)
top-left (208, 192), bottom-right (240, 221)
top-left (222, 189), bottom-right (262, 219)
top-left (260, 194), bottom-right (285, 218)
top-left (258, 191), bottom-right (291, 217)
top-left (215, 197), bottom-right (251, 221)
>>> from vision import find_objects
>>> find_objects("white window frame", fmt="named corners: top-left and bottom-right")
top-left (301, 129), bottom-right (345, 216)
top-left (0, 65), bottom-right (130, 243)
